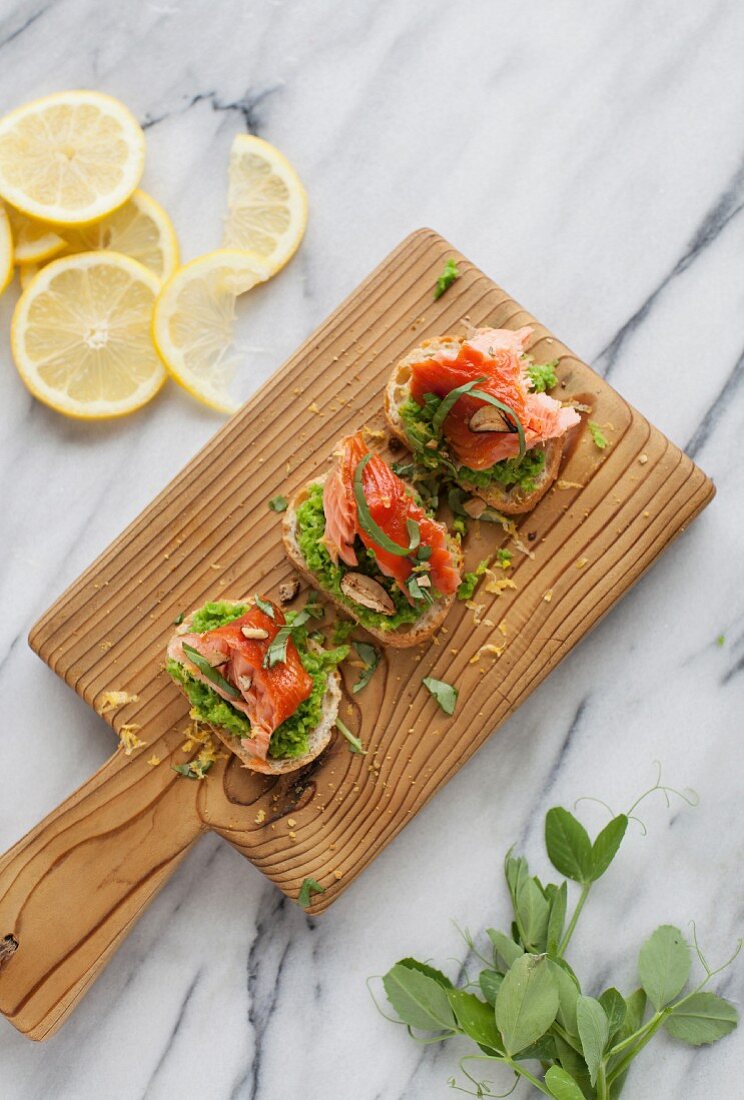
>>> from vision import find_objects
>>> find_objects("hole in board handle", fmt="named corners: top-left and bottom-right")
top-left (0, 934), bottom-right (18, 966)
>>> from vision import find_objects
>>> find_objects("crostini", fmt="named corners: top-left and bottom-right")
top-left (166, 597), bottom-right (347, 774)
top-left (385, 327), bottom-right (580, 514)
top-left (283, 432), bottom-right (462, 646)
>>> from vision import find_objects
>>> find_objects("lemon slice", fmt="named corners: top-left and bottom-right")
top-left (5, 203), bottom-right (65, 264)
top-left (0, 203), bottom-right (12, 294)
top-left (0, 91), bottom-right (145, 226)
top-left (222, 134), bottom-right (307, 274)
top-left (59, 190), bottom-right (179, 279)
top-left (152, 249), bottom-right (271, 413)
top-left (18, 261), bottom-right (39, 291)
top-left (11, 251), bottom-right (165, 419)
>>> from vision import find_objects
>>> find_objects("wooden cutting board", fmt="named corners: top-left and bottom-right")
top-left (0, 229), bottom-right (714, 1040)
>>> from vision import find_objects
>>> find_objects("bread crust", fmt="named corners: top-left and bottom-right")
top-left (282, 475), bottom-right (462, 648)
top-left (167, 598), bottom-right (341, 776)
top-left (385, 335), bottom-right (568, 515)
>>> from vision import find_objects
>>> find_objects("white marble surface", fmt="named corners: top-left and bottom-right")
top-left (0, 1), bottom-right (742, 1097)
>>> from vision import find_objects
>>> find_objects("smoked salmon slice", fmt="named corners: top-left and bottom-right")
top-left (409, 327), bottom-right (580, 471)
top-left (168, 601), bottom-right (312, 761)
top-left (322, 433), bottom-right (460, 598)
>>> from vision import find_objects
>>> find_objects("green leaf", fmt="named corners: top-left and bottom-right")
top-left (479, 969), bottom-right (503, 1006)
top-left (664, 992), bottom-right (739, 1045)
top-left (545, 1066), bottom-right (586, 1100)
top-left (422, 676), bottom-right (458, 715)
top-left (172, 760), bottom-right (214, 781)
top-left (268, 494), bottom-right (288, 512)
top-left (448, 989), bottom-right (503, 1051)
top-left (598, 987), bottom-right (626, 1040)
top-left (514, 1033), bottom-right (557, 1061)
top-left (352, 641), bottom-right (380, 694)
top-left (335, 717), bottom-right (366, 755)
top-left (297, 877), bottom-right (325, 908)
top-left (433, 257), bottom-right (460, 300)
top-left (549, 959), bottom-right (580, 1036)
top-left (516, 875), bottom-right (550, 950)
top-left (638, 925), bottom-right (691, 1010)
top-left (621, 988), bottom-right (647, 1037)
top-left (383, 962), bottom-right (457, 1031)
top-left (576, 995), bottom-right (609, 1085)
top-left (546, 880), bottom-right (568, 954)
top-left (590, 815), bottom-right (627, 880)
top-left (397, 958), bottom-right (453, 988)
top-left (182, 643), bottom-right (241, 699)
top-left (487, 929), bottom-right (524, 970)
top-left (173, 611), bottom-right (184, 625)
top-left (494, 953), bottom-right (559, 1056)
top-left (253, 594), bottom-right (276, 619)
top-left (553, 1035), bottom-right (594, 1100)
top-left (545, 808), bottom-right (593, 883)
top-left (264, 608), bottom-right (312, 667)
top-left (588, 421), bottom-right (608, 449)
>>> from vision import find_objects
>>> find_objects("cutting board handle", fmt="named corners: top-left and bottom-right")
top-left (0, 748), bottom-right (203, 1040)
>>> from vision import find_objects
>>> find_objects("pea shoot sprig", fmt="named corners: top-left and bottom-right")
top-left (374, 768), bottom-right (740, 1099)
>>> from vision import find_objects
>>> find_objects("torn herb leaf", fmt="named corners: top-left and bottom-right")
top-left (298, 877), bottom-right (326, 908)
top-left (268, 495), bottom-right (288, 512)
top-left (433, 257), bottom-right (460, 300)
top-left (588, 421), bottom-right (608, 450)
top-left (352, 641), bottom-right (380, 694)
top-left (422, 676), bottom-right (458, 715)
top-left (335, 716), bottom-right (367, 754)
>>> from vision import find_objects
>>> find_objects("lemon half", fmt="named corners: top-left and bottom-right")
top-left (222, 134), bottom-right (307, 274)
top-left (0, 91), bottom-right (146, 226)
top-left (12, 251), bottom-right (165, 418)
top-left (152, 249), bottom-right (271, 413)
top-left (0, 203), bottom-right (13, 294)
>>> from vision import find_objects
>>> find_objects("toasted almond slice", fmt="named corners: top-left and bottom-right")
top-left (237, 674), bottom-right (253, 692)
top-left (241, 625), bottom-right (269, 640)
top-left (340, 573), bottom-right (395, 615)
top-left (469, 406), bottom-right (511, 432)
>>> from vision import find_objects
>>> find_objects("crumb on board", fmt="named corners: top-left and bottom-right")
top-left (470, 642), bottom-right (506, 664)
top-left (147, 754), bottom-right (161, 767)
top-left (556, 479), bottom-right (585, 490)
top-left (544, 590), bottom-right (554, 602)
top-left (639, 454), bottom-right (649, 465)
top-left (254, 808), bottom-right (266, 824)
top-left (484, 573), bottom-right (517, 596)
top-left (100, 690), bottom-right (139, 714)
top-left (575, 557), bottom-right (589, 569)
top-left (308, 401), bottom-right (322, 415)
top-left (119, 724), bottom-right (146, 755)
top-left (287, 818), bottom-right (297, 828)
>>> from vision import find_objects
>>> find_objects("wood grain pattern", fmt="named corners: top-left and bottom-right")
top-left (0, 229), bottom-right (714, 1040)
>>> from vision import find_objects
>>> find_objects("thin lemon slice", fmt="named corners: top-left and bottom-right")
top-left (18, 262), bottom-right (39, 291)
top-left (222, 134), bottom-right (307, 274)
top-left (152, 249), bottom-right (271, 413)
top-left (59, 190), bottom-right (179, 279)
top-left (0, 203), bottom-right (12, 294)
top-left (0, 91), bottom-right (145, 226)
top-left (11, 251), bottom-right (165, 419)
top-left (5, 203), bottom-right (65, 264)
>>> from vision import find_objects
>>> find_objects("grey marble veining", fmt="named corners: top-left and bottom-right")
top-left (0, 1), bottom-right (742, 1097)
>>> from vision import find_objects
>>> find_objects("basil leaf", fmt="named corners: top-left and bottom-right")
top-left (546, 880), bottom-right (568, 954)
top-left (516, 875), bottom-right (550, 950)
top-left (383, 962), bottom-right (457, 1031)
top-left (576, 994), bottom-right (609, 1085)
top-left (432, 377), bottom-right (486, 435)
top-left (353, 452), bottom-right (417, 557)
top-left (663, 992), bottom-right (739, 1045)
top-left (397, 958), bottom-right (453, 989)
top-left (253, 595), bottom-right (276, 619)
top-left (638, 925), bottom-right (691, 1011)
top-left (545, 807), bottom-right (593, 883)
top-left (352, 641), bottom-right (380, 694)
top-left (599, 987), bottom-right (626, 1040)
top-left (422, 676), bottom-right (458, 715)
top-left (590, 814), bottom-right (627, 880)
top-left (545, 1066), bottom-right (586, 1100)
top-left (494, 953), bottom-right (559, 1056)
top-left (448, 989), bottom-right (503, 1052)
top-left (264, 606), bottom-right (314, 668)
top-left (479, 969), bottom-right (503, 1006)
top-left (173, 611), bottom-right (184, 625)
top-left (182, 643), bottom-right (241, 699)
top-left (487, 929), bottom-right (524, 970)
top-left (406, 518), bottom-right (421, 552)
top-left (549, 958), bottom-right (580, 1037)
top-left (268, 494), bottom-right (288, 512)
top-left (335, 717), bottom-right (366, 754)
top-left (172, 760), bottom-right (213, 780)
top-left (297, 877), bottom-right (325, 908)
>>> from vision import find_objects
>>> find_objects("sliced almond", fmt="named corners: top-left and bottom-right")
top-left (416, 574), bottom-right (432, 588)
top-left (278, 578), bottom-right (300, 604)
top-left (237, 674), bottom-right (253, 692)
top-left (340, 573), bottom-right (396, 615)
top-left (469, 406), bottom-right (510, 433)
top-left (241, 625), bottom-right (269, 640)
top-left (463, 497), bottom-right (487, 518)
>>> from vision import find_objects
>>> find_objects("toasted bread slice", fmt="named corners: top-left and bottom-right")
top-left (385, 335), bottom-right (566, 515)
top-left (168, 598), bottom-right (341, 775)
top-left (282, 475), bottom-right (462, 647)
